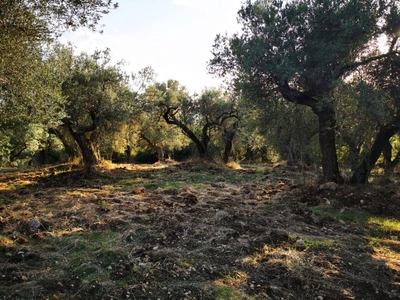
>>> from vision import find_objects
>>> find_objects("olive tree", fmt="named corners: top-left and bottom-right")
top-left (209, 0), bottom-right (397, 183)
top-left (160, 81), bottom-right (239, 160)
top-left (58, 48), bottom-right (132, 175)
top-left (0, 0), bottom-right (118, 166)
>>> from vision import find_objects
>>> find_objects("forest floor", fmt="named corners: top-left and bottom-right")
top-left (1, 160), bottom-right (400, 299)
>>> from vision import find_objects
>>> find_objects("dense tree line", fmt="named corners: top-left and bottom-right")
top-left (0, 0), bottom-right (399, 184)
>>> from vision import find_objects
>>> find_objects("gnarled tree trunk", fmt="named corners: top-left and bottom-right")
top-left (139, 134), bottom-right (165, 163)
top-left (350, 123), bottom-right (400, 184)
top-left (163, 108), bottom-right (211, 160)
top-left (64, 122), bottom-right (98, 177)
top-left (222, 122), bottom-right (238, 164)
top-left (49, 127), bottom-right (80, 162)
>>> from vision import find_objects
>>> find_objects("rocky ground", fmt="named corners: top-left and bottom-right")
top-left (0, 161), bottom-right (400, 299)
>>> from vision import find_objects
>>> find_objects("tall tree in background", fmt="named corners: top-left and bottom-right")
top-left (209, 0), bottom-right (397, 183)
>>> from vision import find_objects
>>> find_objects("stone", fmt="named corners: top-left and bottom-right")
top-left (211, 182), bottom-right (226, 188)
top-left (29, 218), bottom-right (41, 231)
top-left (318, 182), bottom-right (338, 191)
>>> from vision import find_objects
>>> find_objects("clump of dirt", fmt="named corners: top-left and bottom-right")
top-left (1, 162), bottom-right (400, 299)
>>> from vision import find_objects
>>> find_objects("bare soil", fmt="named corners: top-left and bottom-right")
top-left (1, 161), bottom-right (400, 299)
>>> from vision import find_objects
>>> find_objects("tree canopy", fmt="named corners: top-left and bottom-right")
top-left (0, 0), bottom-right (117, 122)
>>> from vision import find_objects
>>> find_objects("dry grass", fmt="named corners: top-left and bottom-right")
top-left (0, 162), bottom-right (400, 299)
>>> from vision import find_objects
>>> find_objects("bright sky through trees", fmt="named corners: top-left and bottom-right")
top-left (61, 0), bottom-right (244, 93)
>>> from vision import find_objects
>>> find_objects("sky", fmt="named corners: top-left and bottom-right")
top-left (60, 0), bottom-right (245, 94)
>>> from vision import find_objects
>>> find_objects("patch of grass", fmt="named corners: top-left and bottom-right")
top-left (302, 238), bottom-right (337, 249)
top-left (309, 207), bottom-right (370, 224)
top-left (176, 256), bottom-right (197, 268)
top-left (51, 231), bottom-right (125, 285)
top-left (74, 263), bottom-right (107, 283)
top-left (368, 237), bottom-right (400, 259)
top-left (255, 166), bottom-right (271, 173)
top-left (143, 182), bottom-right (159, 190)
top-left (58, 231), bottom-right (122, 262)
top-left (367, 217), bottom-right (400, 238)
top-left (187, 172), bottom-right (217, 183)
top-left (116, 178), bottom-right (145, 187)
top-left (214, 271), bottom-right (252, 299)
top-left (158, 181), bottom-right (180, 188)
top-left (221, 171), bottom-right (247, 184)
top-left (214, 285), bottom-right (248, 300)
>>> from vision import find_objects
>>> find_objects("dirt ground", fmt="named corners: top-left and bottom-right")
top-left (1, 161), bottom-right (400, 299)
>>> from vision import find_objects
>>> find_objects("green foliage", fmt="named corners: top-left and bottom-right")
top-left (134, 78), bottom-right (190, 158)
top-left (0, 0), bottom-right (116, 114)
top-left (61, 48), bottom-right (131, 129)
top-left (57, 47), bottom-right (134, 165)
top-left (0, 0), bottom-right (116, 166)
top-left (210, 0), bottom-right (380, 95)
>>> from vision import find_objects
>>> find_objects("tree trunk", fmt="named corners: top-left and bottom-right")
top-left (75, 133), bottom-right (96, 175)
top-left (88, 130), bottom-right (102, 164)
top-left (383, 141), bottom-right (394, 175)
top-left (199, 125), bottom-right (212, 159)
top-left (350, 123), bottom-right (400, 184)
top-left (125, 145), bottom-right (132, 163)
top-left (387, 149), bottom-right (400, 175)
top-left (163, 109), bottom-right (210, 160)
top-left (195, 141), bottom-right (208, 159)
top-left (49, 127), bottom-right (80, 162)
top-left (157, 147), bottom-right (165, 162)
top-left (67, 126), bottom-right (97, 176)
top-left (315, 106), bottom-right (344, 183)
top-left (222, 123), bottom-right (237, 164)
top-left (223, 140), bottom-right (233, 163)
top-left (139, 134), bottom-right (165, 163)
top-left (280, 85), bottom-right (343, 183)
